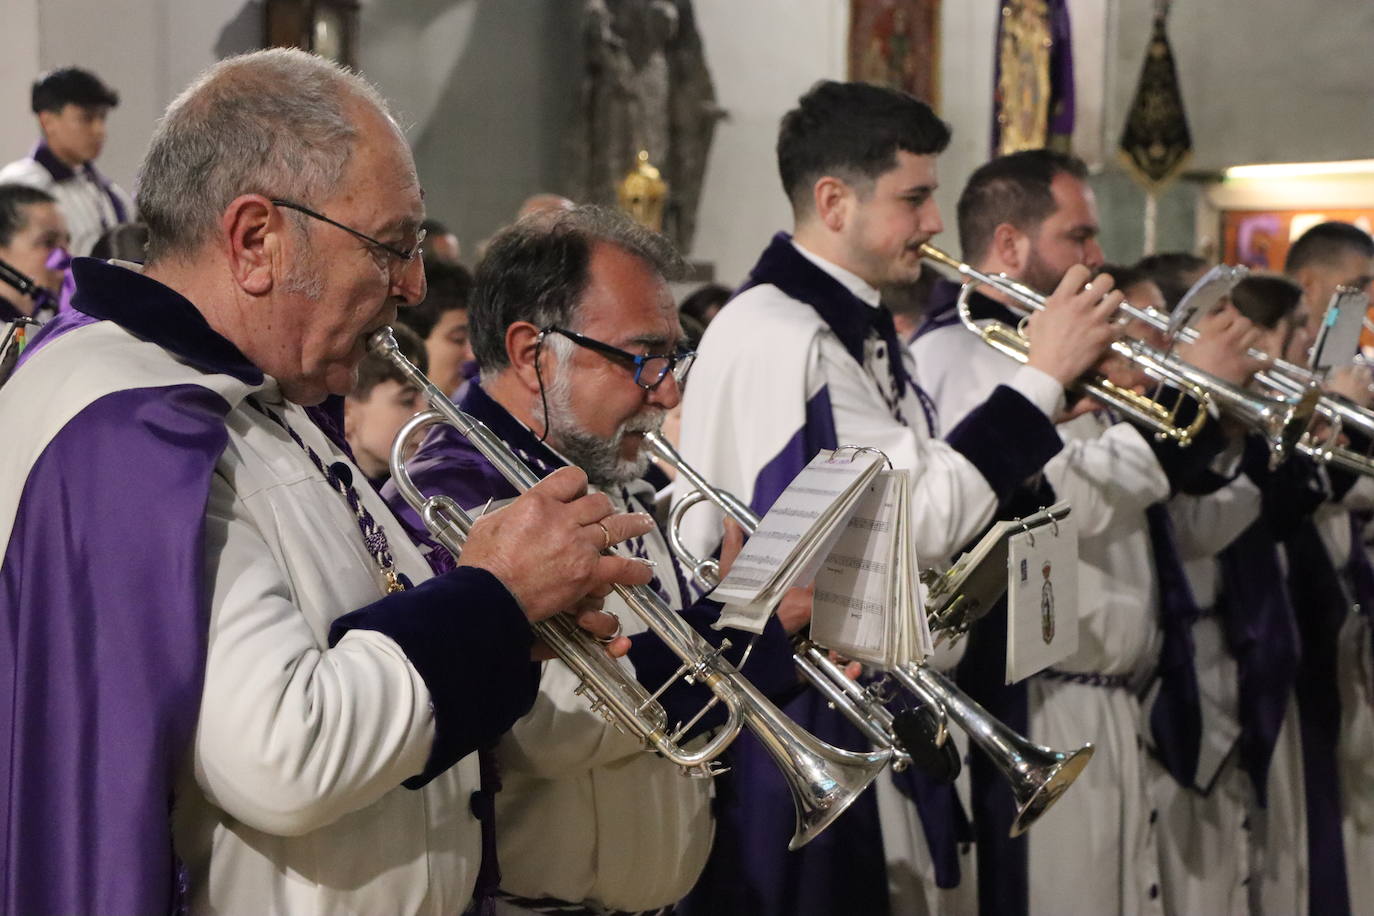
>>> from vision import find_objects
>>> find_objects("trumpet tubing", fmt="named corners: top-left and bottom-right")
top-left (645, 430), bottom-right (1094, 834)
top-left (374, 329), bottom-right (888, 850)
top-left (919, 243), bottom-right (1317, 466)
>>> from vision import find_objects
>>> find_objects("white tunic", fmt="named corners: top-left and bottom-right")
top-left (913, 312), bottom-right (1170, 916)
top-left (491, 482), bottom-right (714, 912)
top-left (678, 242), bottom-right (1063, 915)
top-left (1150, 480), bottom-right (1261, 916)
top-left (1314, 499), bottom-right (1374, 916)
top-left (9, 315), bottom-right (485, 914)
top-left (0, 154), bottom-right (134, 255)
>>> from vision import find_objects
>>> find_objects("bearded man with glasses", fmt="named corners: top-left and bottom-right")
top-left (384, 204), bottom-right (808, 916)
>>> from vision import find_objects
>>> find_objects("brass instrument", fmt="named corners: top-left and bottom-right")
top-left (1130, 281), bottom-right (1374, 475)
top-left (1259, 362), bottom-right (1374, 476)
top-left (645, 430), bottom-right (1094, 836)
top-left (372, 328), bottom-right (889, 851)
top-left (919, 244), bottom-right (1320, 467)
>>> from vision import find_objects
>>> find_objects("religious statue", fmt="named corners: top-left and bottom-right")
top-left (564, 0), bottom-right (725, 253)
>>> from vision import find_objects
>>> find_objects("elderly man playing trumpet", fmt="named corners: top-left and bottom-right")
top-left (0, 50), bottom-right (654, 916)
top-left (385, 204), bottom-right (807, 916)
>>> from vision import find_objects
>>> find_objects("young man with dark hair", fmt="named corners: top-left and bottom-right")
top-left (344, 322), bottom-right (428, 486)
top-left (1284, 220), bottom-right (1374, 327)
top-left (677, 83), bottom-right (1122, 916)
top-left (396, 257), bottom-right (475, 397)
top-left (0, 67), bottom-right (133, 255)
top-left (954, 148), bottom-right (1096, 292)
top-left (0, 183), bottom-right (69, 320)
top-left (1272, 220), bottom-right (1374, 916)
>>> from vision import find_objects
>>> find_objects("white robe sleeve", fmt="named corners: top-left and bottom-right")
top-left (193, 473), bottom-right (436, 837)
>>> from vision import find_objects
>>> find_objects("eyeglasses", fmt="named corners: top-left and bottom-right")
top-left (541, 326), bottom-right (696, 390)
top-left (270, 199), bottom-right (426, 265)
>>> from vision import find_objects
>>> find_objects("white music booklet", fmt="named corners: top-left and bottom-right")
top-left (710, 450), bottom-right (886, 633)
top-left (808, 468), bottom-right (934, 667)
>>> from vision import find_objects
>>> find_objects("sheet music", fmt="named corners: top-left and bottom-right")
top-left (1167, 264), bottom-right (1247, 337)
top-left (712, 450), bottom-right (883, 633)
top-left (810, 469), bottom-right (929, 667)
top-left (1310, 287), bottom-right (1370, 372)
top-left (810, 472), bottom-right (899, 664)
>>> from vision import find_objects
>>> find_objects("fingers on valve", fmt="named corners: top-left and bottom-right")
top-left (600, 511), bottom-right (656, 547)
top-left (534, 465), bottom-right (591, 502)
top-left (597, 554), bottom-right (654, 589)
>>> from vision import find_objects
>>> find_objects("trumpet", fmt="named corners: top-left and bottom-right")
top-left (645, 430), bottom-right (1094, 836)
top-left (371, 328), bottom-right (889, 851)
top-left (1114, 279), bottom-right (1374, 475)
top-left (1259, 363), bottom-right (1374, 476)
top-left (919, 244), bottom-right (1320, 468)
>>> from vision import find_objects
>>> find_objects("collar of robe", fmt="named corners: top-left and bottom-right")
top-left (66, 257), bottom-right (262, 384)
top-left (741, 232), bottom-right (890, 367)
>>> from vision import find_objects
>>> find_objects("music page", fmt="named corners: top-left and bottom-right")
top-left (712, 450), bottom-right (884, 633)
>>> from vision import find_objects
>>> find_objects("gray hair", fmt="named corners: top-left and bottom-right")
top-left (137, 48), bottom-right (392, 263)
top-left (469, 205), bottom-right (685, 376)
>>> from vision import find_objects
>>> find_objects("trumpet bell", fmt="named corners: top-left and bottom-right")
top-left (787, 741), bottom-right (892, 850)
top-left (1009, 743), bottom-right (1094, 837)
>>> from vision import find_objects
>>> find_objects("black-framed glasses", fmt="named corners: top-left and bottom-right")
top-left (541, 326), bottom-right (696, 390)
top-left (271, 199), bottom-right (426, 265)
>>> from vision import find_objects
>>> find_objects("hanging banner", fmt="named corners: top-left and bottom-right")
top-left (1118, 11), bottom-right (1193, 189)
top-left (848, 0), bottom-right (942, 107)
top-left (991, 0), bottom-right (1075, 156)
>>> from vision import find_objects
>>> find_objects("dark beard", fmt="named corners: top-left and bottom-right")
top-left (1020, 248), bottom-right (1067, 297)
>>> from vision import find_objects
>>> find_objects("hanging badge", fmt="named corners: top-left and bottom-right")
top-left (1006, 512), bottom-right (1078, 684)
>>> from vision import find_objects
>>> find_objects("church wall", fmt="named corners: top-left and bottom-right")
top-left (0, 0), bottom-right (42, 166)
top-left (358, 0), bottom-right (582, 253)
top-left (1093, 0), bottom-right (1374, 263)
top-left (1, 0), bottom-right (1370, 278)
top-left (686, 0), bottom-right (849, 286)
top-left (0, 0), bottom-right (252, 195)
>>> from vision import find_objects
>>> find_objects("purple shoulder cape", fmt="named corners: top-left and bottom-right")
top-left (1, 259), bottom-right (260, 915)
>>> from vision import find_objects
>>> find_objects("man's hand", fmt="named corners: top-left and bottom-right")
top-left (457, 466), bottom-right (655, 630)
top-left (1023, 265), bottom-right (1125, 387)
top-left (1175, 304), bottom-right (1264, 387)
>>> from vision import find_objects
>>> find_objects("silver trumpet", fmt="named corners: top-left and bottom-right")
top-left (1259, 363), bottom-right (1374, 476)
top-left (1242, 287), bottom-right (1374, 477)
top-left (919, 244), bottom-right (1320, 468)
top-left (645, 430), bottom-right (1094, 836)
top-left (371, 328), bottom-right (889, 850)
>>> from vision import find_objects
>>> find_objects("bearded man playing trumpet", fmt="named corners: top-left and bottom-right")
top-left (912, 148), bottom-right (1266, 916)
top-left (384, 204), bottom-right (808, 916)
